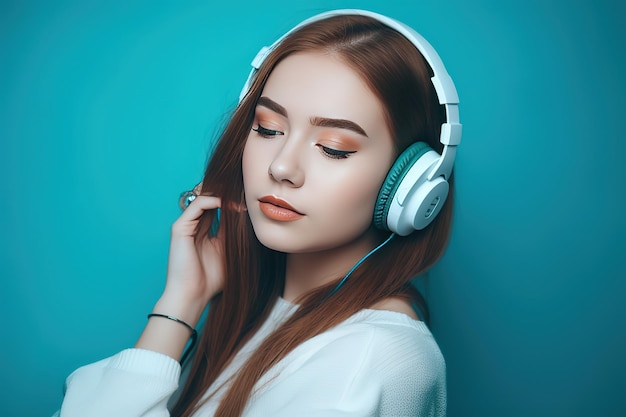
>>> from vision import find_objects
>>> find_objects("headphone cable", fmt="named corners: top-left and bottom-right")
top-left (326, 233), bottom-right (396, 298)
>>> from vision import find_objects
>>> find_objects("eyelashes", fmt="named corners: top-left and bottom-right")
top-left (252, 123), bottom-right (356, 160)
top-left (252, 124), bottom-right (283, 138)
top-left (318, 146), bottom-right (356, 160)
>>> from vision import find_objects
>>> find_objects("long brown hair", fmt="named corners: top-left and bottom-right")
top-left (171, 14), bottom-right (454, 417)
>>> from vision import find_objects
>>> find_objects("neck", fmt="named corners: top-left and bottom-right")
top-left (282, 229), bottom-right (382, 302)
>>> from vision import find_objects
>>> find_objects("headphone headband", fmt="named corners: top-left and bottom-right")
top-left (240, 9), bottom-right (462, 181)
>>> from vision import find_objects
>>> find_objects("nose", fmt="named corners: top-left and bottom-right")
top-left (268, 139), bottom-right (304, 187)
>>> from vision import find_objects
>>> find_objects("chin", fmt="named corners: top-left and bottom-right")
top-left (254, 233), bottom-right (309, 254)
top-left (253, 227), bottom-right (374, 256)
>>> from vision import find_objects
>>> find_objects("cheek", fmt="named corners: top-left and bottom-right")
top-left (325, 174), bottom-right (384, 226)
top-left (242, 134), bottom-right (275, 178)
top-left (345, 162), bottom-right (392, 223)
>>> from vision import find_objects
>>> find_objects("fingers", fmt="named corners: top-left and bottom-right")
top-left (171, 195), bottom-right (221, 239)
top-left (178, 182), bottom-right (204, 210)
top-left (178, 195), bottom-right (221, 222)
top-left (178, 191), bottom-right (197, 211)
top-left (174, 185), bottom-right (246, 240)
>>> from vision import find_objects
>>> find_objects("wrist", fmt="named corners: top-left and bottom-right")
top-left (153, 293), bottom-right (207, 329)
top-left (146, 313), bottom-right (198, 364)
top-left (136, 304), bottom-right (202, 363)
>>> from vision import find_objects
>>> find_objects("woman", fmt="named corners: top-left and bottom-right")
top-left (56, 9), bottom-right (461, 417)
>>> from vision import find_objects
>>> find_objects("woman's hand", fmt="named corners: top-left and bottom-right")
top-left (160, 194), bottom-right (225, 319)
top-left (135, 194), bottom-right (224, 359)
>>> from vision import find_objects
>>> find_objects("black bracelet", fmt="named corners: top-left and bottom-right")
top-left (147, 313), bottom-right (195, 334)
top-left (147, 313), bottom-right (198, 364)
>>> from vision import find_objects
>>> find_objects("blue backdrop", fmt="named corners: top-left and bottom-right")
top-left (1, 0), bottom-right (624, 416)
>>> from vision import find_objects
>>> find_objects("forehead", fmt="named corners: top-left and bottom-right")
top-left (260, 52), bottom-right (388, 133)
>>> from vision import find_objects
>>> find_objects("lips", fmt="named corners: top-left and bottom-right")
top-left (258, 195), bottom-right (304, 221)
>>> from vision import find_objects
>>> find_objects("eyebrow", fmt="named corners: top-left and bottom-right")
top-left (257, 96), bottom-right (288, 117)
top-left (310, 116), bottom-right (368, 137)
top-left (257, 96), bottom-right (369, 137)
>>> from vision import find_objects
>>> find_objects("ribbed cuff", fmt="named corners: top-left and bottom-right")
top-left (108, 348), bottom-right (181, 383)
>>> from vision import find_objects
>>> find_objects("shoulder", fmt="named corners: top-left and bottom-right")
top-left (342, 308), bottom-right (446, 378)
top-left (252, 310), bottom-right (446, 415)
top-left (369, 296), bottom-right (420, 320)
top-left (347, 310), bottom-right (446, 415)
top-left (288, 308), bottom-right (446, 388)
top-left (303, 310), bottom-right (446, 414)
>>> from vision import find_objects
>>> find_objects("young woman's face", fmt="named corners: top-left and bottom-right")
top-left (242, 52), bottom-right (395, 254)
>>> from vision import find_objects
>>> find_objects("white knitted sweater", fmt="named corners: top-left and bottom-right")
top-left (56, 298), bottom-right (446, 416)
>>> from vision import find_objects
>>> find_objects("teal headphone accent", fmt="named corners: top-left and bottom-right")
top-left (373, 142), bottom-right (433, 230)
top-left (241, 9), bottom-right (462, 237)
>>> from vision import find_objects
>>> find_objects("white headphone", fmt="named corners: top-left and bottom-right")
top-left (240, 9), bottom-right (462, 236)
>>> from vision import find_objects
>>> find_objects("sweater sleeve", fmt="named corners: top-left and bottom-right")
top-left (55, 348), bottom-right (181, 417)
top-left (243, 319), bottom-right (446, 417)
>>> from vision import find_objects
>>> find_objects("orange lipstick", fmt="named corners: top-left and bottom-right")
top-left (258, 196), bottom-right (304, 222)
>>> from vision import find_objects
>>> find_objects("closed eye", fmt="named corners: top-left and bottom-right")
top-left (252, 124), bottom-right (284, 138)
top-left (318, 145), bottom-right (356, 160)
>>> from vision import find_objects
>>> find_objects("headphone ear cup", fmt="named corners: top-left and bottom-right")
top-left (374, 142), bottom-right (433, 231)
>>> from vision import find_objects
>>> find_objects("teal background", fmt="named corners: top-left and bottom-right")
top-left (1, 0), bottom-right (624, 416)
